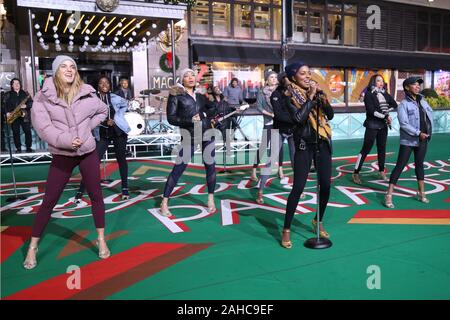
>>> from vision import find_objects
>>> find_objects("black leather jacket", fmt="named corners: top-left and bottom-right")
top-left (167, 89), bottom-right (216, 136)
top-left (363, 90), bottom-right (398, 129)
top-left (271, 86), bottom-right (296, 135)
top-left (286, 95), bottom-right (334, 145)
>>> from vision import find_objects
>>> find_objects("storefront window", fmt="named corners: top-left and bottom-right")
top-left (430, 24), bottom-right (441, 52)
top-left (293, 1), bottom-right (307, 42)
top-left (417, 23), bottom-right (429, 51)
top-left (191, 1), bottom-right (210, 36)
top-left (310, 0), bottom-right (325, 10)
top-left (273, 8), bottom-right (282, 41)
top-left (234, 4), bottom-right (252, 39)
top-left (434, 70), bottom-right (450, 98)
top-left (343, 15), bottom-right (357, 46)
top-left (210, 62), bottom-right (265, 95)
top-left (327, 14), bottom-right (342, 44)
top-left (443, 25), bottom-right (450, 53)
top-left (254, 5), bottom-right (271, 39)
top-left (311, 68), bottom-right (345, 106)
top-left (343, 3), bottom-right (357, 14)
top-left (212, 2), bottom-right (231, 37)
top-left (347, 69), bottom-right (392, 105)
top-left (310, 11), bottom-right (325, 43)
top-left (328, 0), bottom-right (342, 12)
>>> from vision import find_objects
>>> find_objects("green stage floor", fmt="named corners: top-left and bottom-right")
top-left (1, 133), bottom-right (449, 300)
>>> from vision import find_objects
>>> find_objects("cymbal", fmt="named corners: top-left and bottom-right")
top-left (140, 89), bottom-right (161, 95)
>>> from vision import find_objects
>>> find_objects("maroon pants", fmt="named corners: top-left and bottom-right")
top-left (31, 151), bottom-right (105, 238)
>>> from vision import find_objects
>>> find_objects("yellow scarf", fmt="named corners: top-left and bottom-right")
top-left (288, 82), bottom-right (332, 142)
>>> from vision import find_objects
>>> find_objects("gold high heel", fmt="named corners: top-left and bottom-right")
top-left (416, 192), bottom-right (430, 204)
top-left (312, 219), bottom-right (330, 238)
top-left (207, 199), bottom-right (216, 214)
top-left (256, 190), bottom-right (264, 204)
top-left (95, 238), bottom-right (111, 259)
top-left (278, 167), bottom-right (285, 179)
top-left (281, 229), bottom-right (293, 249)
top-left (384, 194), bottom-right (395, 208)
top-left (352, 173), bottom-right (362, 185)
top-left (23, 245), bottom-right (38, 270)
top-left (160, 203), bottom-right (173, 217)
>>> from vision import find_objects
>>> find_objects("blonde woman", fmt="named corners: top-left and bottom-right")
top-left (23, 56), bottom-right (109, 269)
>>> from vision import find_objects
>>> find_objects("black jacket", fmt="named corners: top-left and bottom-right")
top-left (363, 90), bottom-right (398, 129)
top-left (286, 95), bottom-right (334, 145)
top-left (3, 90), bottom-right (33, 122)
top-left (167, 89), bottom-right (217, 136)
top-left (271, 86), bottom-right (296, 135)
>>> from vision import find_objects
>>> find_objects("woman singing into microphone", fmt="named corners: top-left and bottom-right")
top-left (281, 62), bottom-right (334, 249)
top-left (159, 68), bottom-right (218, 216)
top-left (352, 74), bottom-right (397, 184)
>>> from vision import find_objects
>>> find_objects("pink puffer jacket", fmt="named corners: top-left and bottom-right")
top-left (31, 77), bottom-right (108, 157)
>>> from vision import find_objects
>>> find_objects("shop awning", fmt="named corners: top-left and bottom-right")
top-left (192, 41), bottom-right (281, 65)
top-left (17, 0), bottom-right (186, 20)
top-left (192, 40), bottom-right (450, 70)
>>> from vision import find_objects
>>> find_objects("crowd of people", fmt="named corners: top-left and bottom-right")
top-left (4, 56), bottom-right (432, 270)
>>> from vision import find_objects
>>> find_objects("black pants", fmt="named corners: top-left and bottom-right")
top-left (389, 141), bottom-right (428, 185)
top-left (354, 127), bottom-right (387, 173)
top-left (163, 139), bottom-right (216, 197)
top-left (11, 118), bottom-right (32, 150)
top-left (284, 141), bottom-right (332, 228)
top-left (78, 134), bottom-right (128, 193)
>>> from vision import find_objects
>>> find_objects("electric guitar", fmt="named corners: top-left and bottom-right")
top-left (211, 104), bottom-right (250, 129)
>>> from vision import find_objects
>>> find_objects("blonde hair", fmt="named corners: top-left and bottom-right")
top-left (53, 67), bottom-right (84, 106)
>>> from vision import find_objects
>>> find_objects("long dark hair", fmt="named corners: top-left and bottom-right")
top-left (367, 74), bottom-right (386, 92)
top-left (229, 78), bottom-right (239, 86)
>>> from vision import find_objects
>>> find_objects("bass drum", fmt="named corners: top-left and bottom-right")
top-left (124, 112), bottom-right (145, 136)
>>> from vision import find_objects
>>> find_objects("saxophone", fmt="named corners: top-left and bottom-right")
top-left (6, 94), bottom-right (30, 124)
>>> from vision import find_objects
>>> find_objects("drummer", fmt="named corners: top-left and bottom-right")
top-left (115, 77), bottom-right (134, 100)
top-left (75, 76), bottom-right (131, 203)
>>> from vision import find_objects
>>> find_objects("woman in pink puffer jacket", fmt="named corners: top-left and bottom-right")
top-left (23, 56), bottom-right (109, 270)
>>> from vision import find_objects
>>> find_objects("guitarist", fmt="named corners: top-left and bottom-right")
top-left (211, 86), bottom-right (234, 151)
top-left (4, 78), bottom-right (33, 152)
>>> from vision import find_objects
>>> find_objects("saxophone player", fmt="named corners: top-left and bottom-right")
top-left (4, 78), bottom-right (33, 152)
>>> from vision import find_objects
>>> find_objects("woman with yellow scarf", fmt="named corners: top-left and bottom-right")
top-left (281, 62), bottom-right (334, 249)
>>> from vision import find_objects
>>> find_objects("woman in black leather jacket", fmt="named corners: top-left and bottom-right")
top-left (281, 62), bottom-right (334, 249)
top-left (160, 69), bottom-right (217, 216)
top-left (352, 74), bottom-right (398, 184)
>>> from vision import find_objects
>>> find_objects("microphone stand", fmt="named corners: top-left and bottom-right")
top-left (304, 94), bottom-right (332, 249)
top-left (5, 120), bottom-right (26, 203)
top-left (219, 97), bottom-right (231, 174)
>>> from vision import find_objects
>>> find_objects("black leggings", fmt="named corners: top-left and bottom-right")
top-left (163, 139), bottom-right (216, 197)
top-left (389, 141), bottom-right (428, 185)
top-left (354, 127), bottom-right (387, 173)
top-left (78, 135), bottom-right (128, 193)
top-left (284, 141), bottom-right (332, 228)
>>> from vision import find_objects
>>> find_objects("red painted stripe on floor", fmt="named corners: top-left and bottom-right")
top-left (353, 209), bottom-right (450, 219)
top-left (4, 243), bottom-right (187, 300)
top-left (1, 226), bottom-right (32, 263)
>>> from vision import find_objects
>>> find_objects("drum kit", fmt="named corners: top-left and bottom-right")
top-left (124, 88), bottom-right (172, 136)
